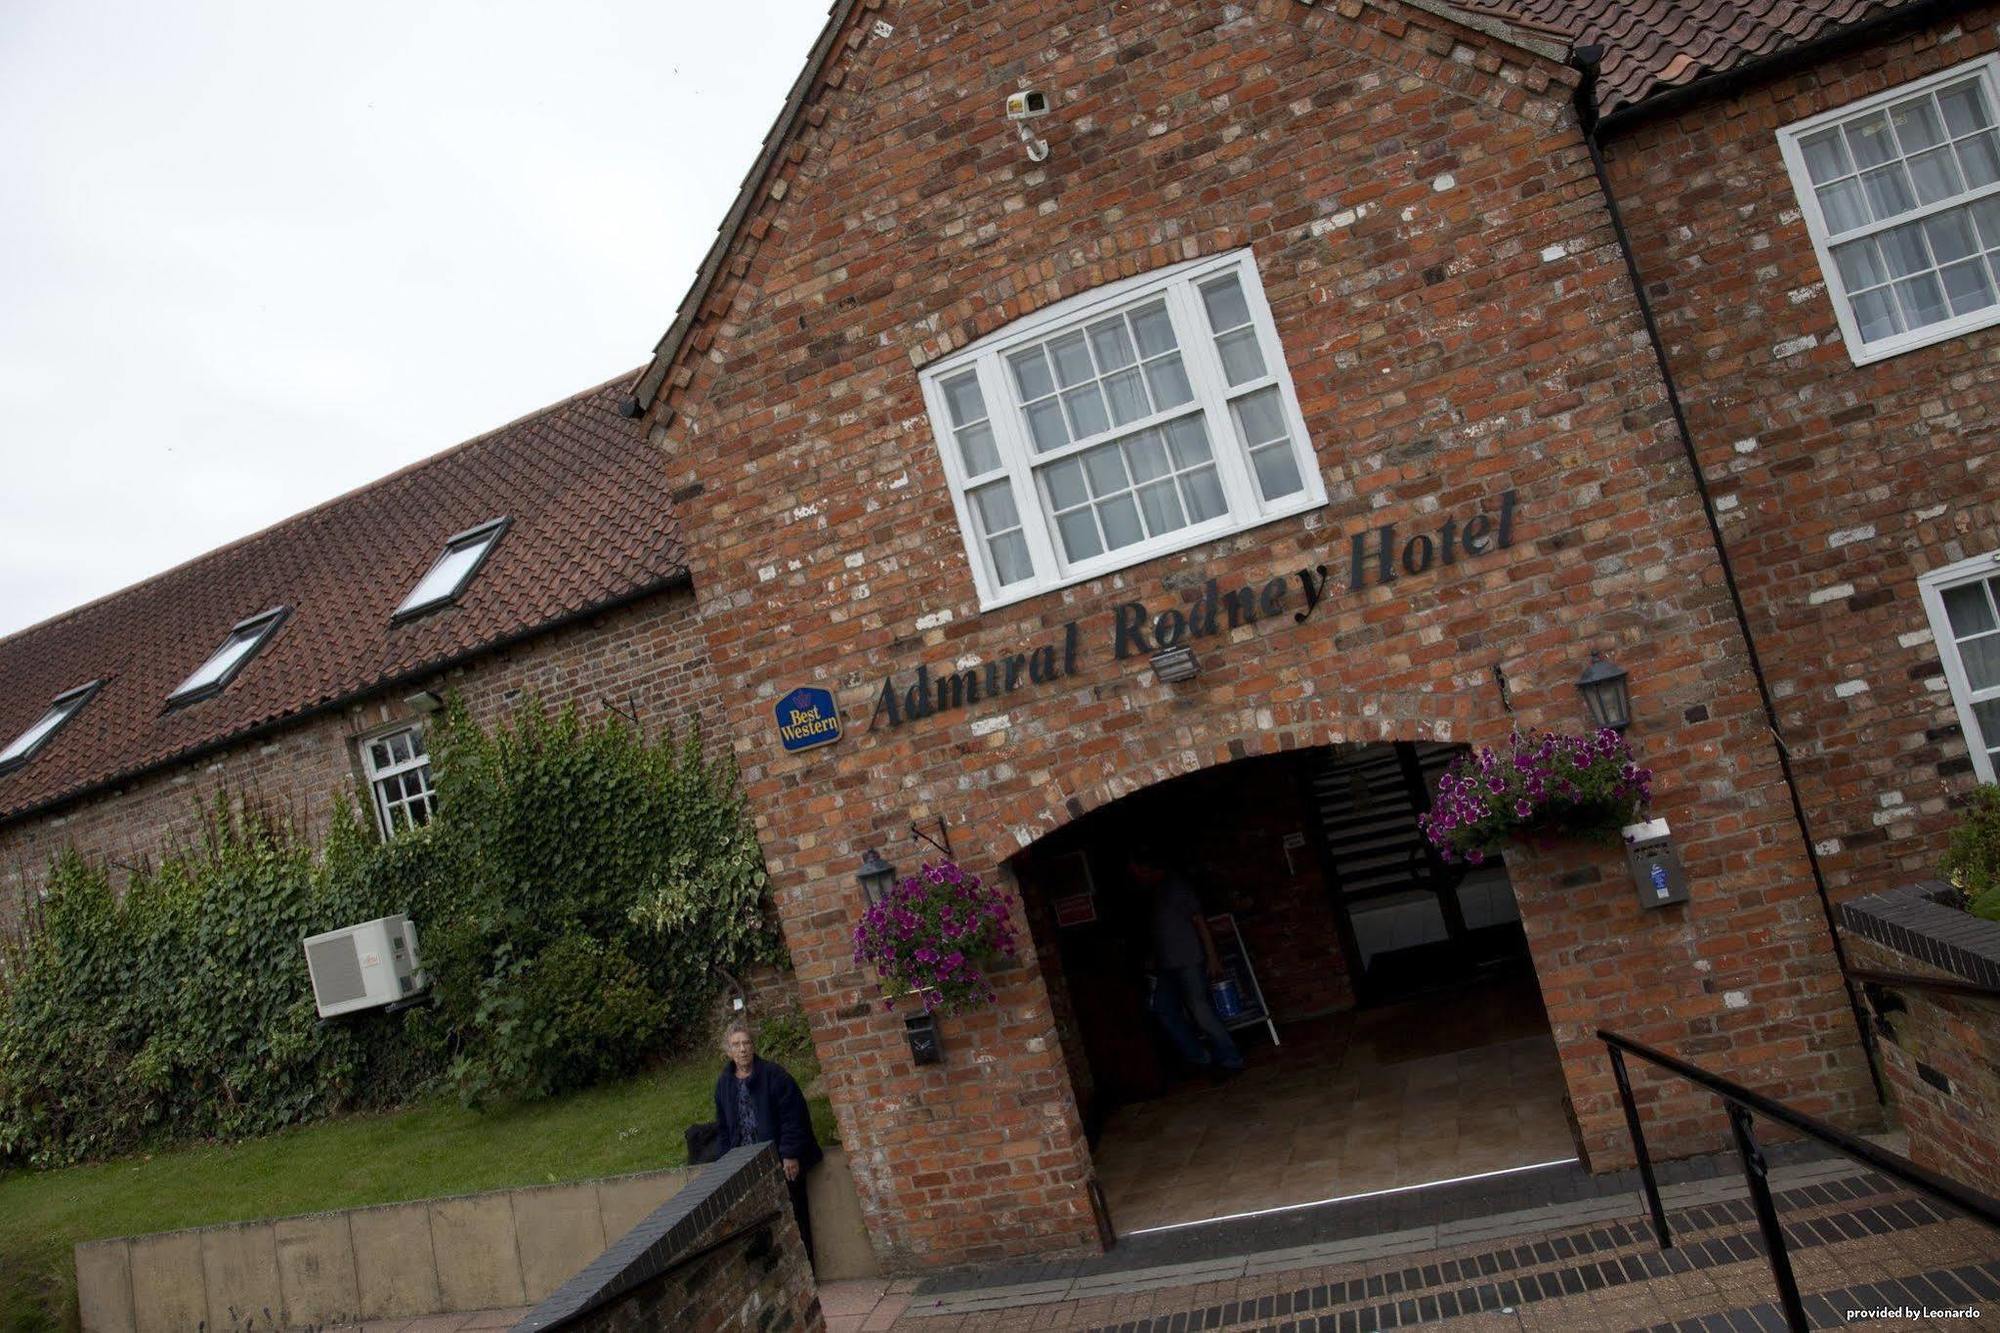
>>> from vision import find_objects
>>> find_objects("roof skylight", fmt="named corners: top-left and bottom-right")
top-left (169, 608), bottom-right (288, 705)
top-left (393, 518), bottom-right (509, 622)
top-left (0, 682), bottom-right (102, 774)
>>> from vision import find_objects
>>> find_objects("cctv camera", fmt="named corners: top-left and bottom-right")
top-left (1006, 90), bottom-right (1051, 120)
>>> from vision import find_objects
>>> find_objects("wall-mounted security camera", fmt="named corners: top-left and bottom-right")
top-left (1006, 90), bottom-right (1051, 120)
top-left (1007, 90), bottom-right (1052, 162)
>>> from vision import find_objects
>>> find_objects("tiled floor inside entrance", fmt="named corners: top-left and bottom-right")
top-left (1093, 979), bottom-right (1575, 1234)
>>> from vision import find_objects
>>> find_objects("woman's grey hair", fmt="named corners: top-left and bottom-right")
top-left (722, 1018), bottom-right (755, 1048)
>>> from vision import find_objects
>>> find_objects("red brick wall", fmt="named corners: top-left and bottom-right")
top-left (1846, 934), bottom-right (2000, 1199)
top-left (639, 0), bottom-right (1877, 1268)
top-left (1601, 9), bottom-right (2000, 907)
top-left (0, 585), bottom-right (719, 926)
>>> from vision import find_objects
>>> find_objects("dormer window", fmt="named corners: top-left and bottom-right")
top-left (0, 681), bottom-right (101, 774)
top-left (169, 608), bottom-right (288, 705)
top-left (393, 518), bottom-right (510, 622)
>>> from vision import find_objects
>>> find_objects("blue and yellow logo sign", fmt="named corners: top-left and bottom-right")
top-left (776, 686), bottom-right (843, 753)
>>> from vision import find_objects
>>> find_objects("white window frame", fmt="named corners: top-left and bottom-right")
top-left (920, 250), bottom-right (1327, 610)
top-left (393, 516), bottom-right (510, 622)
top-left (359, 723), bottom-right (438, 837)
top-left (1777, 54), bottom-right (2000, 365)
top-left (0, 681), bottom-right (101, 775)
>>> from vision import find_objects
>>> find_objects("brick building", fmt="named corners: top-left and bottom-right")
top-left (8, 0), bottom-right (2000, 1282)
top-left (0, 374), bottom-right (718, 918)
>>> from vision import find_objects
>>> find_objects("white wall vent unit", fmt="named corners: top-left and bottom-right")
top-left (302, 914), bottom-right (426, 1018)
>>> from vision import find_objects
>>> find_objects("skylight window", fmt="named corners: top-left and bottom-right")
top-left (0, 682), bottom-right (101, 775)
top-left (169, 608), bottom-right (288, 705)
top-left (393, 517), bottom-right (509, 621)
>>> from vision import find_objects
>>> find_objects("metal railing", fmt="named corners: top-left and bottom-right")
top-left (1599, 1028), bottom-right (2000, 1331)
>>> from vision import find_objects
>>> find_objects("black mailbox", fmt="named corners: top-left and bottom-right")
top-left (1624, 818), bottom-right (1690, 910)
top-left (904, 1011), bottom-right (944, 1065)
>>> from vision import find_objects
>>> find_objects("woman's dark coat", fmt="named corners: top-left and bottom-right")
top-left (712, 1056), bottom-right (823, 1169)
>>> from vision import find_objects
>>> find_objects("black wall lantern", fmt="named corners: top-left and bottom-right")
top-left (857, 848), bottom-right (897, 906)
top-left (1576, 651), bottom-right (1632, 732)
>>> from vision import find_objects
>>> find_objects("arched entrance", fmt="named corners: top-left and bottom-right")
top-left (1012, 742), bottom-right (1583, 1236)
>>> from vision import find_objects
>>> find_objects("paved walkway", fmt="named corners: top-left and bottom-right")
top-left (309, 1308), bottom-right (529, 1331)
top-left (821, 1155), bottom-right (2000, 1331)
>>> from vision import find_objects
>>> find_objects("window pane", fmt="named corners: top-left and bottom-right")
top-left (370, 740), bottom-right (392, 769)
top-left (1127, 430), bottom-right (1170, 483)
top-left (1847, 113), bottom-right (1897, 168)
top-left (989, 530), bottom-right (1033, 585)
top-left (1232, 386), bottom-right (1287, 447)
top-left (971, 482), bottom-right (1020, 534)
top-left (1941, 259), bottom-right (1997, 316)
top-left (1909, 146), bottom-right (1965, 205)
top-left (1890, 95), bottom-right (1947, 152)
top-left (1103, 368), bottom-right (1150, 426)
top-left (1025, 399), bottom-right (1069, 451)
top-left (1944, 580), bottom-right (1997, 636)
top-left (1136, 479), bottom-right (1186, 535)
top-left (1043, 457), bottom-right (1088, 510)
top-left (1852, 287), bottom-right (1903, 342)
top-left (1801, 128), bottom-right (1851, 183)
top-left (1098, 494), bottom-right (1145, 550)
top-left (1200, 275), bottom-right (1253, 332)
top-left (956, 422), bottom-right (1000, 476)
top-left (1926, 210), bottom-right (1979, 263)
top-left (1958, 130), bottom-right (2000, 189)
top-left (0, 706), bottom-right (69, 765)
top-left (1973, 697), bottom-right (2000, 755)
top-left (1880, 222), bottom-right (1930, 277)
top-left (407, 798), bottom-right (431, 829)
top-left (1182, 466), bottom-right (1227, 523)
top-left (1216, 327), bottom-right (1266, 385)
top-left (1817, 178), bottom-right (1870, 233)
top-left (1062, 384), bottom-right (1109, 438)
top-left (1049, 332), bottom-right (1094, 387)
top-left (1862, 163), bottom-right (1916, 220)
top-left (179, 629), bottom-right (261, 694)
top-left (1961, 634), bottom-right (2000, 691)
top-left (1894, 272), bottom-right (1950, 327)
top-left (1010, 349), bottom-right (1055, 402)
top-left (1164, 416), bottom-right (1214, 470)
top-left (1131, 301), bottom-right (1177, 357)
top-left (1251, 444), bottom-right (1306, 501)
top-left (1056, 509), bottom-right (1102, 561)
top-left (390, 732), bottom-right (412, 764)
top-left (1975, 195), bottom-right (2000, 248)
top-left (399, 539), bottom-right (489, 613)
top-left (1083, 444), bottom-right (1128, 496)
top-left (1144, 354), bottom-right (1194, 408)
top-left (1087, 318), bottom-right (1136, 370)
top-left (1833, 237), bottom-right (1887, 289)
top-left (942, 372), bottom-right (986, 427)
top-left (1939, 79), bottom-right (1994, 137)
top-left (410, 730), bottom-right (427, 758)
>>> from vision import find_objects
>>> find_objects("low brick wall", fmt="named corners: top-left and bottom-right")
top-left (1841, 881), bottom-right (2000, 1199)
top-left (516, 1144), bottom-right (822, 1333)
top-left (74, 1149), bottom-right (875, 1332)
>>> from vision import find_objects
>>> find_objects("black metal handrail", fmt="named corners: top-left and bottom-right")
top-left (1599, 1028), bottom-right (2000, 1331)
top-left (1844, 966), bottom-right (2000, 1001)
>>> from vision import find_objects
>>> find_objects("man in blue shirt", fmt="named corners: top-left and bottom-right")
top-left (1131, 849), bottom-right (1244, 1075)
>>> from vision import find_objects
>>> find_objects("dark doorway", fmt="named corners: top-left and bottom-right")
top-left (1012, 743), bottom-right (1578, 1237)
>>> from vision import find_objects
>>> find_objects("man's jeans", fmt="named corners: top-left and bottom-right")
top-left (1148, 965), bottom-right (1244, 1070)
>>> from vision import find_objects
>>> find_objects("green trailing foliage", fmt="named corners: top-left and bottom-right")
top-left (1939, 783), bottom-right (2000, 922)
top-left (0, 700), bottom-right (781, 1167)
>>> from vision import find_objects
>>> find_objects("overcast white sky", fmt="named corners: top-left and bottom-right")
top-left (0, 0), bottom-right (828, 639)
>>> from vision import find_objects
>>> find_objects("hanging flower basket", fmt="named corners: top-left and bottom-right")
top-left (851, 860), bottom-right (1018, 1015)
top-left (1421, 729), bottom-right (1653, 865)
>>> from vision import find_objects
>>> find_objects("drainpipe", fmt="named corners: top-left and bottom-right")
top-left (1567, 47), bottom-right (1888, 1105)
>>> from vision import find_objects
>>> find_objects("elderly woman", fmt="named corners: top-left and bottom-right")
top-left (713, 1019), bottom-right (822, 1266)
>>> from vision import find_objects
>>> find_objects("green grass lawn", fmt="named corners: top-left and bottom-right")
top-left (0, 1054), bottom-right (836, 1332)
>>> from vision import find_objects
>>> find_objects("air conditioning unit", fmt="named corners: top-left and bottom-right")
top-left (303, 914), bottom-right (427, 1018)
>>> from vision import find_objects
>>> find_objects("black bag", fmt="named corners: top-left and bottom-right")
top-left (685, 1119), bottom-right (724, 1165)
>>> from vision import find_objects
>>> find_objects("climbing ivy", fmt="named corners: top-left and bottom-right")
top-left (0, 700), bottom-right (780, 1166)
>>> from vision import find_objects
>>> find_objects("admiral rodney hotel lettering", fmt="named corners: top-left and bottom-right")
top-left (870, 490), bottom-right (1518, 730)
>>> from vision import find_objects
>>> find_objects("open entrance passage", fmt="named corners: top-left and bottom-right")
top-left (1014, 744), bottom-right (1581, 1236)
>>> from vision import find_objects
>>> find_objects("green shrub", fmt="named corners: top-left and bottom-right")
top-left (0, 699), bottom-right (781, 1166)
top-left (1940, 784), bottom-right (2000, 922)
